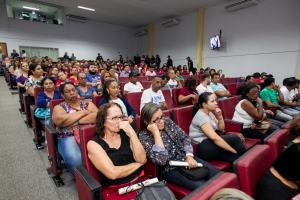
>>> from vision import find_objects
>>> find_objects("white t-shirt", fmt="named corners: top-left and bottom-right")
top-left (124, 82), bottom-right (143, 93)
top-left (168, 79), bottom-right (178, 89)
top-left (280, 86), bottom-right (293, 102)
top-left (22, 53), bottom-right (27, 58)
top-left (196, 83), bottom-right (214, 95)
top-left (110, 98), bottom-right (128, 116)
top-left (140, 88), bottom-right (165, 112)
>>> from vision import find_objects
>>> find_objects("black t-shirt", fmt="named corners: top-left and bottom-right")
top-left (167, 58), bottom-right (173, 67)
top-left (256, 168), bottom-right (300, 200)
top-left (96, 56), bottom-right (103, 61)
top-left (188, 60), bottom-right (193, 69)
top-left (92, 132), bottom-right (142, 187)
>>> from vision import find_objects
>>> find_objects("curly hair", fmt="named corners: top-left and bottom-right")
top-left (94, 102), bottom-right (123, 138)
top-left (288, 117), bottom-right (300, 142)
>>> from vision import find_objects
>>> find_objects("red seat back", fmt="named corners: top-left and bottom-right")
top-left (172, 88), bottom-right (182, 106)
top-left (141, 81), bottom-right (152, 90)
top-left (228, 78), bottom-right (237, 84)
top-left (224, 83), bottom-right (236, 95)
top-left (138, 76), bottom-right (150, 82)
top-left (263, 129), bottom-right (288, 163)
top-left (182, 75), bottom-right (190, 80)
top-left (34, 87), bottom-right (44, 106)
top-left (233, 145), bottom-right (272, 198)
top-left (218, 97), bottom-right (236, 119)
top-left (124, 91), bottom-right (143, 115)
top-left (162, 89), bottom-right (174, 109)
top-left (118, 77), bottom-right (129, 83)
top-left (182, 172), bottom-right (239, 200)
top-left (92, 96), bottom-right (102, 108)
top-left (181, 72), bottom-right (189, 75)
top-left (50, 99), bottom-right (65, 127)
top-left (79, 125), bottom-right (101, 183)
top-left (221, 78), bottom-right (229, 85)
top-left (173, 105), bottom-right (193, 134)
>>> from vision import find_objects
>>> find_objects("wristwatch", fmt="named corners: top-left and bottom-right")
top-left (186, 153), bottom-right (194, 158)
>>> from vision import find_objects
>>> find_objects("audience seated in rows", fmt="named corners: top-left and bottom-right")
top-left (99, 80), bottom-right (136, 124)
top-left (123, 72), bottom-right (144, 96)
top-left (189, 92), bottom-right (247, 164)
top-left (139, 103), bottom-right (220, 190)
top-left (280, 78), bottom-right (300, 111)
top-left (87, 103), bottom-right (147, 200)
top-left (287, 117), bottom-right (300, 147)
top-left (260, 77), bottom-right (299, 122)
top-left (76, 72), bottom-right (98, 101)
top-left (196, 73), bottom-right (213, 95)
top-left (52, 82), bottom-right (98, 177)
top-left (140, 76), bottom-right (167, 112)
top-left (210, 73), bottom-right (231, 100)
top-left (256, 143), bottom-right (300, 200)
top-left (178, 76), bottom-right (199, 105)
top-left (56, 71), bottom-right (76, 86)
top-left (236, 75), bottom-right (253, 98)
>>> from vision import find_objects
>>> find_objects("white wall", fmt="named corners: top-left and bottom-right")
top-left (137, 12), bottom-right (199, 66)
top-left (203, 0), bottom-right (300, 83)
top-left (0, 4), bottom-right (138, 61)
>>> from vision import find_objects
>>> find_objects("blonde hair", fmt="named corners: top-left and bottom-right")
top-left (210, 188), bottom-right (254, 200)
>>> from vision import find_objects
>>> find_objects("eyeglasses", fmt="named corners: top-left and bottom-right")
top-left (106, 115), bottom-right (128, 122)
top-left (250, 90), bottom-right (259, 94)
top-left (152, 115), bottom-right (165, 123)
top-left (78, 77), bottom-right (87, 80)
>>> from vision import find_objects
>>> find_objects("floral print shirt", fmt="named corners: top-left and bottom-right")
top-left (57, 100), bottom-right (89, 139)
top-left (139, 117), bottom-right (193, 173)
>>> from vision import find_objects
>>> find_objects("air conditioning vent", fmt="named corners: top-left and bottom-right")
top-left (66, 14), bottom-right (87, 23)
top-left (225, 0), bottom-right (259, 12)
top-left (162, 19), bottom-right (180, 27)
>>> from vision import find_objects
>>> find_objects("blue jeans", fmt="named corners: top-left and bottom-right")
top-left (163, 156), bottom-right (220, 191)
top-left (58, 136), bottom-right (82, 177)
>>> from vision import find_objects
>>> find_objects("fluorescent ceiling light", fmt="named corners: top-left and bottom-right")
top-left (78, 6), bottom-right (95, 11)
top-left (23, 6), bottom-right (39, 11)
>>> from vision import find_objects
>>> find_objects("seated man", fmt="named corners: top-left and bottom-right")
top-left (210, 73), bottom-right (231, 100)
top-left (236, 75), bottom-right (253, 98)
top-left (86, 64), bottom-right (101, 92)
top-left (196, 73), bottom-right (213, 95)
top-left (260, 77), bottom-right (299, 122)
top-left (161, 74), bottom-right (170, 90)
top-left (280, 78), bottom-right (300, 111)
top-left (123, 72), bottom-right (144, 96)
top-left (253, 72), bottom-right (262, 83)
top-left (145, 65), bottom-right (157, 77)
top-left (167, 69), bottom-right (182, 89)
top-left (120, 64), bottom-right (130, 77)
top-left (140, 76), bottom-right (168, 112)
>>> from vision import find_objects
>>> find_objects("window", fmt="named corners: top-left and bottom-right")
top-left (19, 46), bottom-right (59, 60)
top-left (6, 0), bottom-right (63, 25)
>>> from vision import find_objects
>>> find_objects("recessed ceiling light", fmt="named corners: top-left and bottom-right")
top-left (78, 6), bottom-right (95, 11)
top-left (23, 6), bottom-right (39, 11)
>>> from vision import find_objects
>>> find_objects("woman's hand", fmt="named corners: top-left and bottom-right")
top-left (128, 116), bottom-right (134, 123)
top-left (256, 97), bottom-right (263, 105)
top-left (147, 123), bottom-right (160, 135)
top-left (215, 108), bottom-right (222, 117)
top-left (265, 109), bottom-right (274, 116)
top-left (185, 156), bottom-right (198, 169)
top-left (119, 121), bottom-right (135, 137)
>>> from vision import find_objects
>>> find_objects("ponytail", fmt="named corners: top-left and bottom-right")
top-left (192, 92), bottom-right (213, 118)
top-left (192, 102), bottom-right (201, 118)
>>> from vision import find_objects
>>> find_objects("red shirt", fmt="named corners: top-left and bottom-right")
top-left (56, 78), bottom-right (76, 86)
top-left (179, 87), bottom-right (198, 105)
top-left (253, 78), bottom-right (262, 83)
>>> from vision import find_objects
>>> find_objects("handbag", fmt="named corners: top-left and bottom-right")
top-left (251, 121), bottom-right (271, 134)
top-left (34, 108), bottom-right (50, 119)
top-left (136, 181), bottom-right (176, 200)
top-left (164, 131), bottom-right (210, 180)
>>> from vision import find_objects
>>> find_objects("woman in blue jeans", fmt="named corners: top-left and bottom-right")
top-left (138, 103), bottom-right (219, 191)
top-left (52, 82), bottom-right (98, 177)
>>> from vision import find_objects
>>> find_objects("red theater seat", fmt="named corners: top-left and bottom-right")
top-left (92, 96), bottom-right (102, 108)
top-left (162, 89), bottom-right (174, 109)
top-left (182, 172), bottom-right (239, 200)
top-left (263, 129), bottom-right (288, 163)
top-left (141, 81), bottom-right (152, 90)
top-left (124, 91), bottom-right (143, 115)
top-left (233, 145), bottom-right (272, 198)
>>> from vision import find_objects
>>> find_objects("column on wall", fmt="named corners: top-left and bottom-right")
top-left (149, 22), bottom-right (154, 57)
top-left (197, 8), bottom-right (204, 70)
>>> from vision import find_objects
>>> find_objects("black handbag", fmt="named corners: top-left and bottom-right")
top-left (164, 131), bottom-right (210, 180)
top-left (136, 181), bottom-right (176, 200)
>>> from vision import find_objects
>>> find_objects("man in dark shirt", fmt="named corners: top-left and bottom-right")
top-left (10, 49), bottom-right (19, 58)
top-left (63, 52), bottom-right (69, 59)
top-left (167, 55), bottom-right (173, 68)
top-left (236, 75), bottom-right (253, 98)
top-left (134, 54), bottom-right (141, 66)
top-left (155, 54), bottom-right (161, 68)
top-left (187, 57), bottom-right (195, 75)
top-left (96, 53), bottom-right (103, 62)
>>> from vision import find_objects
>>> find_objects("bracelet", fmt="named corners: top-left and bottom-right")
top-left (186, 153), bottom-right (194, 158)
top-left (218, 117), bottom-right (223, 120)
top-left (77, 120), bottom-right (80, 125)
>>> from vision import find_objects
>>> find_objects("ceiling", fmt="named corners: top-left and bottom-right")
top-left (6, 0), bottom-right (234, 28)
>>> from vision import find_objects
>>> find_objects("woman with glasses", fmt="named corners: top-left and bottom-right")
top-left (87, 103), bottom-right (146, 199)
top-left (139, 103), bottom-right (220, 191)
top-left (233, 83), bottom-right (271, 140)
top-left (52, 82), bottom-right (98, 177)
top-left (76, 72), bottom-right (98, 101)
top-left (190, 92), bottom-right (247, 164)
top-left (99, 80), bottom-right (136, 124)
